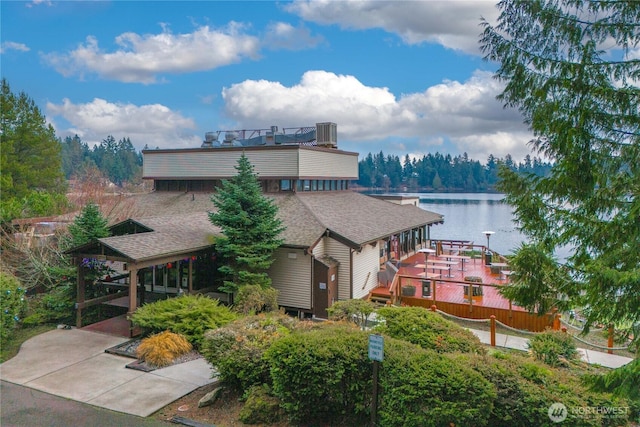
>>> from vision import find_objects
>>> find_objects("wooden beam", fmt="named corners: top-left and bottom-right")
top-left (75, 290), bottom-right (129, 310)
top-left (128, 267), bottom-right (138, 317)
top-left (75, 263), bottom-right (85, 328)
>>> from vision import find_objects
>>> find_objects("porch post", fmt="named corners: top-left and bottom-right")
top-left (75, 260), bottom-right (85, 328)
top-left (128, 267), bottom-right (138, 316)
top-left (188, 258), bottom-right (193, 293)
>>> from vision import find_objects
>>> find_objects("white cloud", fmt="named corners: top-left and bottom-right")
top-left (286, 0), bottom-right (499, 54)
top-left (46, 98), bottom-right (200, 149)
top-left (0, 41), bottom-right (30, 54)
top-left (26, 0), bottom-right (52, 8)
top-left (42, 23), bottom-right (261, 84)
top-left (222, 70), bottom-right (531, 161)
top-left (263, 21), bottom-right (324, 50)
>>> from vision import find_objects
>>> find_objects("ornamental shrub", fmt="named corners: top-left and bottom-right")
top-left (265, 324), bottom-right (372, 425)
top-left (130, 294), bottom-right (237, 348)
top-left (327, 298), bottom-right (377, 330)
top-left (0, 272), bottom-right (27, 342)
top-left (238, 385), bottom-right (283, 425)
top-left (233, 285), bottom-right (279, 315)
top-left (201, 312), bottom-right (298, 394)
top-left (377, 339), bottom-right (495, 427)
top-left (375, 306), bottom-right (485, 354)
top-left (264, 323), bottom-right (495, 426)
top-left (454, 351), bottom-right (631, 427)
top-left (136, 330), bottom-right (192, 367)
top-left (528, 328), bottom-right (578, 367)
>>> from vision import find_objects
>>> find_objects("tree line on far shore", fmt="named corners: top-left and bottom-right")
top-left (356, 151), bottom-right (552, 192)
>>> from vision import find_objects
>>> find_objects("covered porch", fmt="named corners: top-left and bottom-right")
top-left (65, 215), bottom-right (222, 337)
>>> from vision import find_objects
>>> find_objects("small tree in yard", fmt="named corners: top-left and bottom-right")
top-left (63, 203), bottom-right (110, 250)
top-left (209, 154), bottom-right (285, 295)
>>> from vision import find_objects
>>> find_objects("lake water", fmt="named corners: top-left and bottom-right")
top-left (392, 193), bottom-right (525, 256)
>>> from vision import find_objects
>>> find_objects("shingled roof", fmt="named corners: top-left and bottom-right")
top-left (68, 191), bottom-right (442, 262)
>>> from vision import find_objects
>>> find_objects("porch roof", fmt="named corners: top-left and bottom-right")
top-left (67, 212), bottom-right (220, 263)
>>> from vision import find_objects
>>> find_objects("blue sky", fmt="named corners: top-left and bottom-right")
top-left (2, 0), bottom-right (535, 162)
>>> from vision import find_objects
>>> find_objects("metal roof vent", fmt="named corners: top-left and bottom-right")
top-left (316, 122), bottom-right (337, 148)
top-left (223, 131), bottom-right (238, 144)
top-left (201, 132), bottom-right (218, 148)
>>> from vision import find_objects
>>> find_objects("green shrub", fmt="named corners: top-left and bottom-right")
top-left (264, 323), bottom-right (494, 426)
top-left (22, 283), bottom-right (75, 326)
top-left (455, 351), bottom-right (631, 426)
top-left (375, 306), bottom-right (485, 354)
top-left (528, 329), bottom-right (578, 367)
top-left (327, 298), bottom-right (377, 330)
top-left (130, 294), bottom-right (237, 348)
top-left (265, 324), bottom-right (372, 425)
top-left (238, 385), bottom-right (283, 424)
top-left (1, 272), bottom-right (27, 342)
top-left (201, 312), bottom-right (298, 394)
top-left (378, 340), bottom-right (495, 427)
top-left (233, 285), bottom-right (279, 315)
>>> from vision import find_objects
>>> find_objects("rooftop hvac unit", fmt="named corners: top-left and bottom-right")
top-left (316, 122), bottom-right (337, 148)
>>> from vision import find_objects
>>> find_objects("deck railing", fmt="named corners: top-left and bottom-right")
top-left (389, 273), bottom-right (554, 332)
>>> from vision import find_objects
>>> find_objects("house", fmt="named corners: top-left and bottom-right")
top-left (67, 123), bottom-right (443, 329)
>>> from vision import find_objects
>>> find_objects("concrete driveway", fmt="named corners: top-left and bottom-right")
top-left (0, 328), bottom-right (217, 417)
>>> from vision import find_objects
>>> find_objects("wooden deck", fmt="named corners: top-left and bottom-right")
top-left (371, 248), bottom-right (555, 332)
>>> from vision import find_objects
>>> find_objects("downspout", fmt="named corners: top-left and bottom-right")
top-left (349, 248), bottom-right (354, 299)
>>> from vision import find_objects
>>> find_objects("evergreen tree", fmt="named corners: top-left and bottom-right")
top-left (1, 79), bottom-right (66, 221)
top-left (209, 154), bottom-right (285, 294)
top-left (64, 203), bottom-right (110, 249)
top-left (481, 0), bottom-right (640, 342)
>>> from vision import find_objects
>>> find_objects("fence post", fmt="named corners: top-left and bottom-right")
top-left (552, 308), bottom-right (560, 330)
top-left (430, 305), bottom-right (437, 312)
top-left (431, 279), bottom-right (437, 303)
top-left (490, 315), bottom-right (496, 347)
top-left (608, 325), bottom-right (614, 354)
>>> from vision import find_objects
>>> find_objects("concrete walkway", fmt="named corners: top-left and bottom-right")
top-left (468, 328), bottom-right (634, 369)
top-left (0, 328), bottom-right (217, 417)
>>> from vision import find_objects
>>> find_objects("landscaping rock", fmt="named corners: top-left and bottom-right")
top-left (198, 386), bottom-right (223, 408)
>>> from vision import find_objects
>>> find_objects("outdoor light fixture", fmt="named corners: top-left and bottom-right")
top-left (482, 231), bottom-right (495, 251)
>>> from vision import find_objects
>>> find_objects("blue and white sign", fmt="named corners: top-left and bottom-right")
top-left (368, 334), bottom-right (384, 362)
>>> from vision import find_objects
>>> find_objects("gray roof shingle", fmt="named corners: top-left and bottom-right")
top-left (91, 190), bottom-right (442, 261)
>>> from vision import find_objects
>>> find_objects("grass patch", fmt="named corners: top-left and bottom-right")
top-left (1, 324), bottom-right (55, 363)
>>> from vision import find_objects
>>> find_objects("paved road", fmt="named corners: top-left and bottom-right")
top-left (0, 381), bottom-right (171, 427)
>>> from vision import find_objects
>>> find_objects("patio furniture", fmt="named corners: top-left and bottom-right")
top-left (490, 262), bottom-right (508, 275)
top-left (421, 280), bottom-right (431, 297)
top-left (402, 285), bottom-right (416, 297)
top-left (499, 270), bottom-right (513, 281)
top-left (463, 276), bottom-right (483, 297)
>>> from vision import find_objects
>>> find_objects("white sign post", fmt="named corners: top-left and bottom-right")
top-left (368, 334), bottom-right (384, 361)
top-left (369, 334), bottom-right (384, 425)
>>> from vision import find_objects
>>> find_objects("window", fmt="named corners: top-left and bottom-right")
top-left (280, 179), bottom-right (292, 191)
top-left (304, 180), bottom-right (310, 191)
top-left (311, 180), bottom-right (318, 191)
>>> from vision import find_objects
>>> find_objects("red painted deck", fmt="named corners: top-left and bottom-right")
top-left (371, 249), bottom-right (554, 331)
